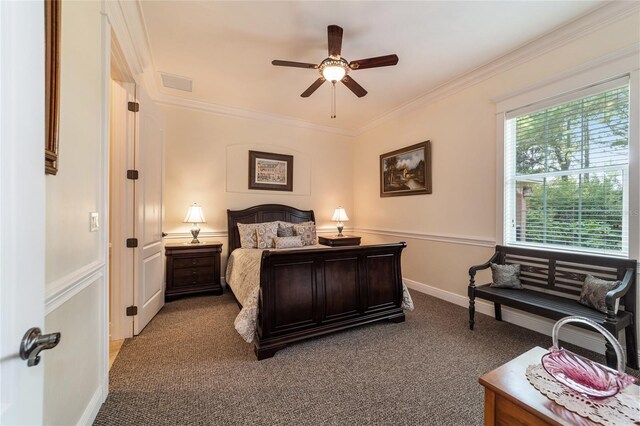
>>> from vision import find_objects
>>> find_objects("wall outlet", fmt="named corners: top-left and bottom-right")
top-left (90, 212), bottom-right (100, 231)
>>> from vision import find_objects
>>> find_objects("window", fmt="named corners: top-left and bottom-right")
top-left (503, 79), bottom-right (630, 256)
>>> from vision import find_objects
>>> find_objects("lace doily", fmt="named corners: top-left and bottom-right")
top-left (526, 363), bottom-right (640, 425)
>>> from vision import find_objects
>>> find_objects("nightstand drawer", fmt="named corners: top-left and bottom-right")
top-left (165, 242), bottom-right (223, 301)
top-left (172, 267), bottom-right (214, 287)
top-left (173, 256), bottom-right (215, 269)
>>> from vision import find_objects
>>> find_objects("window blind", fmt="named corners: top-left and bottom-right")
top-left (504, 81), bottom-right (630, 256)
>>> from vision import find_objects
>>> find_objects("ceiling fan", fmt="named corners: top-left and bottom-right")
top-left (272, 25), bottom-right (399, 118)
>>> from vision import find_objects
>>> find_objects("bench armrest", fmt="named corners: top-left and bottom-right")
top-left (468, 252), bottom-right (499, 279)
top-left (605, 268), bottom-right (634, 320)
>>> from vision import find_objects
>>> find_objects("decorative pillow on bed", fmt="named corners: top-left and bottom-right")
top-left (273, 236), bottom-right (304, 249)
top-left (277, 223), bottom-right (295, 237)
top-left (489, 263), bottom-right (522, 289)
top-left (293, 223), bottom-right (317, 246)
top-left (237, 222), bottom-right (278, 248)
top-left (578, 275), bottom-right (620, 314)
top-left (256, 222), bottom-right (279, 249)
top-left (237, 223), bottom-right (259, 248)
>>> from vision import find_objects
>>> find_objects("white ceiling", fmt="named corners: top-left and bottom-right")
top-left (139, 1), bottom-right (606, 132)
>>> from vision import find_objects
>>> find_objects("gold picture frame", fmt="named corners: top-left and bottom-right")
top-left (45, 0), bottom-right (61, 175)
top-left (380, 141), bottom-right (432, 197)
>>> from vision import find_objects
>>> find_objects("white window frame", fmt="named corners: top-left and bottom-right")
top-left (494, 47), bottom-right (639, 259)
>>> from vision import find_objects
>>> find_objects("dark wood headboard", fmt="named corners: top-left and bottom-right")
top-left (227, 204), bottom-right (315, 255)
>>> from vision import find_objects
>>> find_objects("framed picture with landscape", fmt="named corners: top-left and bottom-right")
top-left (248, 150), bottom-right (294, 192)
top-left (380, 141), bottom-right (431, 197)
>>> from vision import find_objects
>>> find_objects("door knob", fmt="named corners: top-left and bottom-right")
top-left (20, 327), bottom-right (61, 367)
top-left (161, 232), bottom-right (168, 237)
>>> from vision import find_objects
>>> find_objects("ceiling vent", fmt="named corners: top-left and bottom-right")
top-left (160, 73), bottom-right (193, 92)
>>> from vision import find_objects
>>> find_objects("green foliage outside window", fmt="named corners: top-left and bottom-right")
top-left (512, 86), bottom-right (628, 253)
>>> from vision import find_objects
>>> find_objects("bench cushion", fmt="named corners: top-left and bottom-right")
top-left (474, 284), bottom-right (632, 332)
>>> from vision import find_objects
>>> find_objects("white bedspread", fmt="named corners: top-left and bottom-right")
top-left (225, 246), bottom-right (414, 343)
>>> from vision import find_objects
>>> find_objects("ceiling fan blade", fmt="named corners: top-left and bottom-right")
top-left (272, 60), bottom-right (318, 69)
top-left (328, 25), bottom-right (343, 57)
top-left (341, 76), bottom-right (367, 98)
top-left (301, 78), bottom-right (326, 97)
top-left (349, 54), bottom-right (399, 70)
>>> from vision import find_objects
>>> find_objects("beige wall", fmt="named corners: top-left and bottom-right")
top-left (44, 1), bottom-right (105, 424)
top-left (162, 105), bottom-right (354, 265)
top-left (353, 14), bottom-right (640, 298)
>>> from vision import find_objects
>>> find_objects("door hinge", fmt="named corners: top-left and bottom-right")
top-left (126, 306), bottom-right (138, 316)
top-left (127, 169), bottom-right (139, 180)
top-left (126, 238), bottom-right (138, 248)
top-left (128, 101), bottom-right (140, 112)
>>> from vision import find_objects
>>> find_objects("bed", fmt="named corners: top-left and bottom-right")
top-left (226, 204), bottom-right (413, 360)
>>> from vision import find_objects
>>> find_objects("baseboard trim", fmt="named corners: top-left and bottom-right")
top-left (76, 383), bottom-right (104, 426)
top-left (403, 278), bottom-right (640, 365)
top-left (45, 261), bottom-right (105, 315)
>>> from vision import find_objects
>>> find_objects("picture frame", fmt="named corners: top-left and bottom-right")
top-left (248, 150), bottom-right (294, 192)
top-left (45, 0), bottom-right (61, 175)
top-left (380, 141), bottom-right (431, 197)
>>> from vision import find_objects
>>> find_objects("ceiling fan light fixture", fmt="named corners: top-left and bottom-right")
top-left (319, 58), bottom-right (348, 82)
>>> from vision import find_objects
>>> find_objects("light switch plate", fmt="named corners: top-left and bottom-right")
top-left (90, 212), bottom-right (100, 231)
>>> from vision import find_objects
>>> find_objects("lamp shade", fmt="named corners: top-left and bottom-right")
top-left (331, 207), bottom-right (349, 222)
top-left (183, 203), bottom-right (206, 223)
top-left (322, 65), bottom-right (346, 82)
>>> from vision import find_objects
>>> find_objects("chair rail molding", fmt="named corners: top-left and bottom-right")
top-left (355, 227), bottom-right (495, 248)
top-left (45, 260), bottom-right (105, 315)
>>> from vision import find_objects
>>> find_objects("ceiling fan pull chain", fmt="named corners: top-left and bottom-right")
top-left (331, 82), bottom-right (336, 119)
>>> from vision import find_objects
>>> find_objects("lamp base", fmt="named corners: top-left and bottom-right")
top-left (336, 222), bottom-right (344, 237)
top-left (190, 224), bottom-right (201, 244)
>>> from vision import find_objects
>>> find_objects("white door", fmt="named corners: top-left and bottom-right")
top-left (133, 86), bottom-right (165, 334)
top-left (0, 1), bottom-right (48, 424)
top-left (109, 79), bottom-right (136, 339)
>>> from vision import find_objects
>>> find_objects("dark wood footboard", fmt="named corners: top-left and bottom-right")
top-left (254, 242), bottom-right (406, 359)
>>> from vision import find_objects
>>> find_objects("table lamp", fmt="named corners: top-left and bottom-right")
top-left (331, 207), bottom-right (349, 237)
top-left (184, 203), bottom-right (206, 244)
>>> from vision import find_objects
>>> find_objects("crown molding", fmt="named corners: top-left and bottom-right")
top-left (112, 0), bottom-right (638, 138)
top-left (356, 0), bottom-right (640, 135)
top-left (492, 42), bottom-right (639, 107)
top-left (154, 93), bottom-right (357, 137)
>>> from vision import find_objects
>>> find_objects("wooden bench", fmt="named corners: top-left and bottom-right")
top-left (468, 245), bottom-right (638, 370)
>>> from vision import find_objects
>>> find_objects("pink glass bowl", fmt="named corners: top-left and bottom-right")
top-left (542, 347), bottom-right (636, 399)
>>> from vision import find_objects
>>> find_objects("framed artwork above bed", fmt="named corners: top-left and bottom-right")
top-left (248, 150), bottom-right (293, 192)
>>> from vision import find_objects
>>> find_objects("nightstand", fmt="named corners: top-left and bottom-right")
top-left (318, 235), bottom-right (361, 247)
top-left (165, 241), bottom-right (222, 302)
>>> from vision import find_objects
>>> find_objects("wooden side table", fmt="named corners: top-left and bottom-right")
top-left (479, 346), bottom-right (605, 426)
top-left (318, 235), bottom-right (361, 247)
top-left (165, 241), bottom-right (222, 302)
